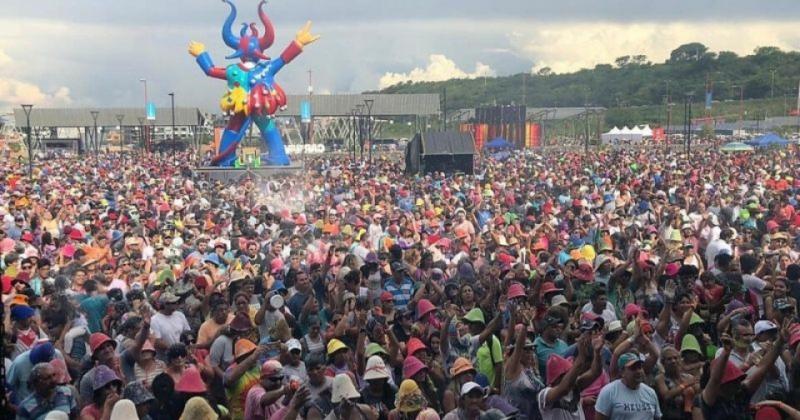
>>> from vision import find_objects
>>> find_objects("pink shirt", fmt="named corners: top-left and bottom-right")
top-left (244, 384), bottom-right (284, 420)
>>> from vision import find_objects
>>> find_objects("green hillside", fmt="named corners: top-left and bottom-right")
top-left (378, 42), bottom-right (800, 129)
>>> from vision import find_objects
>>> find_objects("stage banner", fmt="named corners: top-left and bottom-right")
top-left (146, 102), bottom-right (157, 121)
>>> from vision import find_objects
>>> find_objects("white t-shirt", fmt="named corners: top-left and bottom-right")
top-left (538, 387), bottom-right (585, 420)
top-left (580, 302), bottom-right (619, 324)
top-left (150, 311), bottom-right (191, 349)
top-left (595, 379), bottom-right (661, 420)
top-left (705, 239), bottom-right (732, 269)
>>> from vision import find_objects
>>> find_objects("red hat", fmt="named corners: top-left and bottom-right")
top-left (572, 199), bottom-right (582, 208)
top-left (380, 291), bottom-right (394, 302)
top-left (175, 366), bottom-right (207, 393)
top-left (68, 229), bottom-right (84, 241)
top-left (403, 355), bottom-right (427, 379)
top-left (546, 354), bottom-right (573, 386)
top-left (406, 338), bottom-right (428, 356)
top-left (539, 282), bottom-right (563, 296)
top-left (416, 299), bottom-right (436, 319)
top-left (720, 360), bottom-right (746, 384)
top-left (507, 283), bottom-right (526, 300)
top-left (623, 303), bottom-right (643, 318)
top-left (89, 333), bottom-right (116, 355)
top-left (21, 232), bottom-right (34, 242)
top-left (573, 262), bottom-right (595, 282)
top-left (755, 406), bottom-right (782, 420)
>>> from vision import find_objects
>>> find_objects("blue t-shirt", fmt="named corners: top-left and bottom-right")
top-left (595, 379), bottom-right (662, 420)
top-left (79, 295), bottom-right (109, 333)
top-left (533, 336), bottom-right (568, 378)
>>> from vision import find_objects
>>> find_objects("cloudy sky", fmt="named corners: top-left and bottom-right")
top-left (1, 0), bottom-right (800, 113)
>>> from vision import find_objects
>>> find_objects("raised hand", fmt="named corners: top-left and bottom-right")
top-left (188, 41), bottom-right (206, 57)
top-left (295, 21), bottom-right (320, 47)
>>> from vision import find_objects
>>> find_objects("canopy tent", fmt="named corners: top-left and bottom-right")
top-left (602, 124), bottom-right (656, 145)
top-left (745, 132), bottom-right (790, 148)
top-left (641, 124), bottom-right (653, 136)
top-left (620, 126), bottom-right (632, 134)
top-left (484, 137), bottom-right (514, 150)
top-left (720, 142), bottom-right (754, 153)
top-left (608, 126), bottom-right (621, 134)
top-left (630, 126), bottom-right (644, 135)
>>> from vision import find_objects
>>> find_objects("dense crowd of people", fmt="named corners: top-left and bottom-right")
top-left (2, 145), bottom-right (800, 420)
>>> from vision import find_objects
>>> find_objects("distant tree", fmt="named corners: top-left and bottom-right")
top-left (631, 55), bottom-right (649, 65)
top-left (669, 42), bottom-right (709, 62)
top-left (615, 56), bottom-right (631, 67)
top-left (536, 67), bottom-right (552, 76)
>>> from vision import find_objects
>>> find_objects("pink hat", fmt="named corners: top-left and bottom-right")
top-left (507, 283), bottom-right (526, 300)
top-left (61, 244), bottom-right (76, 258)
top-left (403, 355), bottom-right (427, 379)
top-left (175, 366), bottom-right (207, 393)
top-left (766, 220), bottom-right (779, 232)
top-left (623, 303), bottom-right (643, 318)
top-left (546, 354), bottom-right (573, 385)
top-left (416, 299), bottom-right (436, 320)
top-left (664, 262), bottom-right (680, 277)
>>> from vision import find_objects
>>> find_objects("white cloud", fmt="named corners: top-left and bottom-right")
top-left (0, 78), bottom-right (73, 112)
top-left (378, 54), bottom-right (496, 89)
top-left (506, 21), bottom-right (800, 74)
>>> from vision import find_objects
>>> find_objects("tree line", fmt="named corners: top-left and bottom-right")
top-left (378, 43), bottom-right (800, 112)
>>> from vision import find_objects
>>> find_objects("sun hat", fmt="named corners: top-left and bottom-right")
top-left (680, 334), bottom-right (703, 356)
top-left (550, 294), bottom-right (569, 306)
top-left (406, 338), bottom-right (428, 356)
top-left (331, 373), bottom-right (361, 403)
top-left (546, 354), bottom-right (573, 386)
top-left (403, 355), bottom-right (427, 379)
top-left (327, 338), bottom-right (348, 356)
top-left (462, 308), bottom-right (486, 325)
top-left (286, 338), bottom-right (302, 353)
top-left (606, 320), bottom-right (623, 334)
top-left (175, 366), bottom-right (207, 393)
top-left (364, 356), bottom-right (391, 381)
top-left (234, 339), bottom-right (257, 359)
top-left (380, 291), bottom-right (394, 302)
top-left (721, 360), bottom-right (746, 384)
top-left (444, 355), bottom-right (475, 377)
top-left (395, 379), bottom-right (426, 413)
top-left (123, 381), bottom-right (155, 405)
top-left (507, 282), bottom-right (526, 299)
top-left (365, 343), bottom-right (389, 358)
top-left (93, 365), bottom-right (123, 391)
top-left (89, 333), bottom-right (117, 355)
top-left (109, 399), bottom-right (138, 420)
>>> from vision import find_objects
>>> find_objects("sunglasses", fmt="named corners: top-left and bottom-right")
top-left (266, 375), bottom-right (284, 382)
top-left (21, 265), bottom-right (32, 270)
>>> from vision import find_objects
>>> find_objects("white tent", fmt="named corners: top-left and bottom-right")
top-left (630, 126), bottom-right (644, 135)
top-left (608, 126), bottom-right (621, 134)
top-left (620, 126), bottom-right (631, 134)
top-left (641, 124), bottom-right (653, 137)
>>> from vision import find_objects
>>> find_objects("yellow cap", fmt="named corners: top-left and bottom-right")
top-left (327, 338), bottom-right (348, 355)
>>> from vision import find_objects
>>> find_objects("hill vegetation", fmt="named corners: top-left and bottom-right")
top-left (378, 42), bottom-right (800, 128)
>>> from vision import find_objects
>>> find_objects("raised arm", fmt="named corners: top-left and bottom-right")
top-left (189, 42), bottom-right (227, 80)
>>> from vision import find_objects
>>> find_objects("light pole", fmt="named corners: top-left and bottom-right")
top-left (21, 104), bottom-right (33, 178)
top-left (115, 114), bottom-right (125, 154)
top-left (137, 117), bottom-right (145, 153)
top-left (169, 92), bottom-right (176, 157)
top-left (350, 109), bottom-right (357, 161)
top-left (90, 110), bottom-right (99, 156)
top-left (139, 78), bottom-right (149, 152)
top-left (356, 104), bottom-right (365, 160)
top-left (364, 99), bottom-right (374, 163)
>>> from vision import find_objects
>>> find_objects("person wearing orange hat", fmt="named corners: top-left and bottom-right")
top-left (223, 339), bottom-right (269, 420)
top-left (443, 357), bottom-right (477, 412)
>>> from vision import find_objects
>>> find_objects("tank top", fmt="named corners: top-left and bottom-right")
top-left (303, 333), bottom-right (326, 359)
top-left (503, 368), bottom-right (544, 420)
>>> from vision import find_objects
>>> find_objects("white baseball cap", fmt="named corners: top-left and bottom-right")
top-left (754, 320), bottom-right (778, 336)
top-left (286, 338), bottom-right (302, 353)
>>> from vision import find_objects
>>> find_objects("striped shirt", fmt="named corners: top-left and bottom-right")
top-left (17, 386), bottom-right (77, 420)
top-left (384, 277), bottom-right (414, 311)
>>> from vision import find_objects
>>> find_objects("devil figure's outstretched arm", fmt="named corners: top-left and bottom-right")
top-left (189, 41), bottom-right (227, 80)
top-left (267, 21), bottom-right (319, 77)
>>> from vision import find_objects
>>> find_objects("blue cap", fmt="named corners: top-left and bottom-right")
top-left (272, 281), bottom-right (288, 293)
top-left (11, 305), bottom-right (35, 321)
top-left (29, 342), bottom-right (55, 365)
top-left (474, 373), bottom-right (490, 388)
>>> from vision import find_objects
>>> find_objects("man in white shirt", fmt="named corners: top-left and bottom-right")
top-left (596, 353), bottom-right (661, 420)
top-left (705, 228), bottom-right (733, 270)
top-left (150, 291), bottom-right (190, 359)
